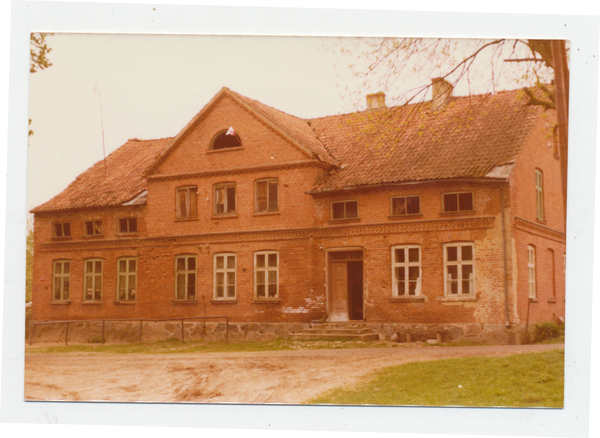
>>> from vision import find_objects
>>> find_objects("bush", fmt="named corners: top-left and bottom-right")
top-left (86, 336), bottom-right (104, 344)
top-left (533, 321), bottom-right (564, 343)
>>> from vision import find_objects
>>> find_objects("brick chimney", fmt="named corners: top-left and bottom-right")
top-left (431, 78), bottom-right (453, 111)
top-left (366, 92), bottom-right (386, 110)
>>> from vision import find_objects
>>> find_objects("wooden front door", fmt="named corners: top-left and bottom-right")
top-left (329, 262), bottom-right (349, 321)
top-left (327, 250), bottom-right (363, 322)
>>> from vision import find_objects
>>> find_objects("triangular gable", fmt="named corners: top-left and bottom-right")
top-left (144, 87), bottom-right (338, 177)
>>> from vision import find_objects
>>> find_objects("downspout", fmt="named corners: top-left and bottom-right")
top-left (500, 184), bottom-right (510, 327)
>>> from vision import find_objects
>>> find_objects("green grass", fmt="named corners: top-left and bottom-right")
top-left (309, 349), bottom-right (564, 408)
top-left (26, 338), bottom-right (394, 355)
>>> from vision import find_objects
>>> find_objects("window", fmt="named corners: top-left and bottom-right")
top-left (118, 218), bottom-right (137, 233)
top-left (214, 253), bottom-right (236, 299)
top-left (528, 245), bottom-right (536, 299)
top-left (255, 251), bottom-right (278, 298)
top-left (331, 200), bottom-right (358, 220)
top-left (84, 259), bottom-right (103, 302)
top-left (391, 195), bottom-right (420, 216)
top-left (392, 246), bottom-right (421, 296)
top-left (117, 258), bottom-right (137, 301)
top-left (52, 260), bottom-right (70, 301)
top-left (256, 179), bottom-right (279, 213)
top-left (444, 243), bottom-right (475, 296)
top-left (442, 192), bottom-right (474, 212)
top-left (211, 129), bottom-right (242, 150)
top-left (53, 222), bottom-right (71, 238)
top-left (175, 255), bottom-right (196, 300)
top-left (176, 186), bottom-right (198, 219)
top-left (535, 169), bottom-right (544, 220)
top-left (214, 183), bottom-right (236, 215)
top-left (84, 220), bottom-right (103, 236)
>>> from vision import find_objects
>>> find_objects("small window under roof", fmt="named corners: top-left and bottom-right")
top-left (211, 129), bottom-right (242, 150)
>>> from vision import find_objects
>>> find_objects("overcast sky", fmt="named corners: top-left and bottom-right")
top-left (27, 34), bottom-right (537, 213)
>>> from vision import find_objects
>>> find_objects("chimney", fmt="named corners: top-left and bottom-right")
top-left (366, 92), bottom-right (386, 110)
top-left (431, 78), bottom-right (453, 111)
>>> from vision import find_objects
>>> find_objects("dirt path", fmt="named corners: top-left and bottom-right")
top-left (25, 343), bottom-right (563, 404)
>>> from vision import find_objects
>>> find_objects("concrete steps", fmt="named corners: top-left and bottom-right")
top-left (289, 322), bottom-right (379, 341)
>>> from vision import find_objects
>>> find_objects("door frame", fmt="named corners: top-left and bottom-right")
top-left (326, 247), bottom-right (364, 321)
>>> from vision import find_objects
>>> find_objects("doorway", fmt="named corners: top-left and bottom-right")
top-left (327, 250), bottom-right (364, 322)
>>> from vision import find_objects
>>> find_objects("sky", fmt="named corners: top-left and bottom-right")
top-left (27, 34), bottom-right (541, 214)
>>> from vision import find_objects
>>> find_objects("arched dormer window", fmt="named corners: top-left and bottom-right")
top-left (211, 128), bottom-right (242, 150)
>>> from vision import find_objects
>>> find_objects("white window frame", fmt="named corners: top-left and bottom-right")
top-left (535, 169), bottom-right (544, 220)
top-left (214, 253), bottom-right (236, 300)
top-left (117, 257), bottom-right (137, 302)
top-left (84, 258), bottom-right (103, 302)
top-left (391, 245), bottom-right (421, 296)
top-left (254, 251), bottom-right (279, 299)
top-left (528, 245), bottom-right (537, 299)
top-left (52, 260), bottom-right (71, 301)
top-left (443, 243), bottom-right (475, 296)
top-left (175, 255), bottom-right (196, 301)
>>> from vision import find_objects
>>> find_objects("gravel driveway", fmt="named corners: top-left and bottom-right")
top-left (25, 343), bottom-right (563, 404)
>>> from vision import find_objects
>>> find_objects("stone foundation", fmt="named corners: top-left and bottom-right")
top-left (29, 320), bottom-right (520, 345)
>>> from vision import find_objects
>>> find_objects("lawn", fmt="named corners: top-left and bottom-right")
top-left (309, 349), bottom-right (564, 408)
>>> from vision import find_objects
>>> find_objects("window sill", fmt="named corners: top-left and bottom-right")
top-left (174, 218), bottom-right (198, 223)
top-left (51, 236), bottom-right (73, 241)
top-left (206, 147), bottom-right (244, 154)
top-left (253, 211), bottom-right (280, 217)
top-left (82, 301), bottom-right (103, 305)
top-left (529, 298), bottom-right (539, 303)
top-left (547, 298), bottom-right (557, 303)
top-left (440, 296), bottom-right (477, 302)
top-left (212, 214), bottom-right (238, 220)
top-left (210, 299), bottom-right (238, 304)
top-left (82, 234), bottom-right (105, 239)
top-left (328, 218), bottom-right (361, 224)
top-left (116, 232), bottom-right (140, 237)
top-left (388, 214), bottom-right (423, 220)
top-left (252, 298), bottom-right (281, 304)
top-left (51, 300), bottom-right (71, 305)
top-left (172, 300), bottom-right (198, 304)
top-left (114, 300), bottom-right (136, 305)
top-left (389, 296), bottom-right (425, 302)
top-left (439, 210), bottom-right (476, 217)
top-left (536, 218), bottom-right (547, 225)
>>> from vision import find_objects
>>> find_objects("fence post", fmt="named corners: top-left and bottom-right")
top-left (65, 322), bottom-right (69, 345)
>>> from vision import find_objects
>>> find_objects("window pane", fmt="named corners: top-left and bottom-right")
top-left (257, 284), bottom-right (265, 297)
top-left (215, 187), bottom-right (224, 214)
top-left (119, 260), bottom-right (127, 273)
top-left (447, 265), bottom-right (458, 279)
top-left (129, 259), bottom-right (136, 272)
top-left (392, 197), bottom-right (405, 215)
top-left (176, 273), bottom-right (185, 299)
top-left (177, 257), bottom-right (185, 271)
top-left (256, 182), bottom-right (267, 212)
top-left (63, 279), bottom-right (69, 299)
top-left (216, 272), bottom-right (224, 285)
top-left (130, 218), bottom-right (137, 233)
top-left (406, 196), bottom-right (420, 214)
top-left (86, 261), bottom-right (93, 273)
top-left (256, 254), bottom-right (265, 268)
top-left (345, 201), bottom-right (358, 218)
top-left (227, 271), bottom-right (235, 286)
top-left (461, 245), bottom-right (473, 261)
top-left (189, 190), bottom-right (198, 218)
top-left (85, 277), bottom-right (93, 299)
top-left (63, 262), bottom-right (70, 274)
top-left (268, 270), bottom-right (277, 284)
top-left (216, 256), bottom-right (224, 269)
top-left (54, 278), bottom-right (61, 300)
top-left (268, 182), bottom-right (278, 211)
top-left (188, 273), bottom-right (195, 296)
top-left (118, 275), bottom-right (126, 298)
top-left (408, 248), bottom-right (419, 263)
top-left (227, 255), bottom-right (235, 269)
top-left (95, 261), bottom-right (102, 273)
top-left (462, 280), bottom-right (471, 295)
top-left (63, 223), bottom-right (71, 236)
top-left (128, 274), bottom-right (136, 291)
top-left (188, 257), bottom-right (195, 271)
top-left (268, 284), bottom-right (277, 297)
top-left (268, 253), bottom-right (277, 267)
top-left (54, 262), bottom-right (62, 274)
top-left (397, 281), bottom-right (405, 296)
top-left (54, 224), bottom-right (62, 237)
top-left (450, 280), bottom-right (458, 294)
top-left (447, 246), bottom-right (458, 262)
top-left (86, 222), bottom-right (93, 235)
top-left (395, 248), bottom-right (405, 264)
top-left (332, 202), bottom-right (345, 219)
top-left (396, 266), bottom-right (405, 281)
top-left (409, 266), bottom-right (419, 281)
top-left (444, 194), bottom-right (458, 212)
top-left (257, 271), bottom-right (265, 284)
top-left (459, 192), bottom-right (473, 211)
top-left (227, 187), bottom-right (236, 212)
top-left (462, 264), bottom-right (473, 280)
top-left (216, 286), bottom-right (224, 298)
top-left (408, 281), bottom-right (417, 295)
top-left (227, 285), bottom-right (235, 298)
top-left (178, 190), bottom-right (188, 218)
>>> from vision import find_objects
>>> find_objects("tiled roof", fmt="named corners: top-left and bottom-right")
top-left (308, 89), bottom-right (544, 191)
top-left (31, 137), bottom-right (172, 212)
top-left (228, 89), bottom-right (338, 166)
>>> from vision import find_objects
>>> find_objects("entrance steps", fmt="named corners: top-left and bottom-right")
top-left (289, 322), bottom-right (379, 341)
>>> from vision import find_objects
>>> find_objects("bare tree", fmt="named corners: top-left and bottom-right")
top-left (29, 32), bottom-right (53, 139)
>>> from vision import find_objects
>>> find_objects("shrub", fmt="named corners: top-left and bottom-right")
top-left (533, 321), bottom-right (564, 343)
top-left (86, 336), bottom-right (104, 344)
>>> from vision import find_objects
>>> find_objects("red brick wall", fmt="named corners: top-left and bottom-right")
top-left (509, 109), bottom-right (566, 324)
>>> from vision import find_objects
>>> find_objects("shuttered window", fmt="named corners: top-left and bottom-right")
top-left (214, 183), bottom-right (236, 215)
top-left (176, 186), bottom-right (198, 219)
top-left (256, 179), bottom-right (279, 213)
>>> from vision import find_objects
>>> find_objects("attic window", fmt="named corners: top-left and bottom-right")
top-left (84, 220), bottom-right (103, 236)
top-left (211, 128), bottom-right (242, 150)
top-left (118, 218), bottom-right (138, 233)
top-left (53, 222), bottom-right (71, 238)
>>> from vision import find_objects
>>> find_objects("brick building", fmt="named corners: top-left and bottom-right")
top-left (30, 82), bottom-right (566, 343)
